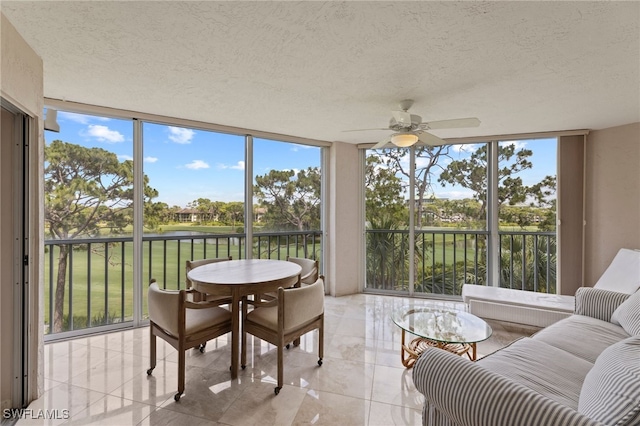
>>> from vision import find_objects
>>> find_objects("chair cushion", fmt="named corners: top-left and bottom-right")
top-left (185, 306), bottom-right (231, 335)
top-left (247, 305), bottom-right (278, 332)
top-left (148, 283), bottom-right (180, 336)
top-left (247, 278), bottom-right (324, 334)
top-left (578, 336), bottom-right (640, 425)
top-left (611, 290), bottom-right (640, 336)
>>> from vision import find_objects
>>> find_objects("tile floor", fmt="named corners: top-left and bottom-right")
top-left (20, 294), bottom-right (540, 425)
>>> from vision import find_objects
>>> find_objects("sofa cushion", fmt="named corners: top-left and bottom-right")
top-left (478, 337), bottom-right (593, 410)
top-left (532, 315), bottom-right (630, 363)
top-left (611, 290), bottom-right (640, 336)
top-left (578, 336), bottom-right (640, 425)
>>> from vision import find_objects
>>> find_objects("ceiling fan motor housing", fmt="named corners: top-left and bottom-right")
top-left (388, 114), bottom-right (422, 131)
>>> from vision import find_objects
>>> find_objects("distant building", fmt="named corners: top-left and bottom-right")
top-left (174, 208), bottom-right (204, 223)
top-left (254, 207), bottom-right (267, 222)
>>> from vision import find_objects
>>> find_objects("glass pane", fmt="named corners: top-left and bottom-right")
top-left (364, 143), bottom-right (489, 295)
top-left (44, 111), bottom-right (133, 334)
top-left (141, 123), bottom-right (244, 304)
top-left (416, 143), bottom-right (488, 295)
top-left (498, 138), bottom-right (557, 293)
top-left (364, 147), bottom-right (410, 291)
top-left (252, 138), bottom-right (322, 261)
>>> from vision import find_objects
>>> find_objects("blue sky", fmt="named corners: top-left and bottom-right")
top-left (44, 110), bottom-right (556, 207)
top-left (44, 111), bottom-right (321, 207)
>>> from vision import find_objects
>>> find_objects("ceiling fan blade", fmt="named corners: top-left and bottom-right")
top-left (371, 136), bottom-right (392, 149)
top-left (391, 110), bottom-right (412, 126)
top-left (342, 128), bottom-right (389, 133)
top-left (421, 117), bottom-right (481, 130)
top-left (417, 131), bottom-right (448, 146)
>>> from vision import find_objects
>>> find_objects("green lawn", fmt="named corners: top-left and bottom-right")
top-left (44, 233), bottom-right (316, 332)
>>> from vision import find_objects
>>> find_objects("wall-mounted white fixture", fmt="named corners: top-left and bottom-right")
top-left (44, 108), bottom-right (60, 132)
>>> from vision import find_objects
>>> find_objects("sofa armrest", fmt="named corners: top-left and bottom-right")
top-left (413, 348), bottom-right (602, 426)
top-left (574, 287), bottom-right (630, 322)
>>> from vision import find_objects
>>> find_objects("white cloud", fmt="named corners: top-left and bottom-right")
top-left (87, 125), bottom-right (124, 143)
top-left (218, 161), bottom-right (245, 170)
top-left (168, 126), bottom-right (195, 144)
top-left (502, 140), bottom-right (528, 150)
top-left (58, 111), bottom-right (109, 124)
top-left (117, 155), bottom-right (157, 163)
top-left (185, 160), bottom-right (209, 170)
top-left (434, 189), bottom-right (475, 200)
top-left (290, 144), bottom-right (316, 152)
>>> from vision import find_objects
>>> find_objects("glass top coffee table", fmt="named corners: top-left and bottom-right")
top-left (392, 305), bottom-right (492, 368)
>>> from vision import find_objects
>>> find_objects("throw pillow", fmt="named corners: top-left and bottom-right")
top-left (578, 336), bottom-right (640, 425)
top-left (611, 290), bottom-right (640, 335)
top-left (593, 248), bottom-right (640, 294)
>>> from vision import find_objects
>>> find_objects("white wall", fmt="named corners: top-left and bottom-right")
top-left (585, 122), bottom-right (640, 285)
top-left (327, 141), bottom-right (362, 296)
top-left (1, 12), bottom-right (44, 407)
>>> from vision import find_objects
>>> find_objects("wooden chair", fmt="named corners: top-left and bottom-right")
top-left (261, 256), bottom-right (318, 302)
top-left (185, 256), bottom-right (233, 303)
top-left (286, 256), bottom-right (319, 285)
top-left (147, 278), bottom-right (232, 401)
top-left (241, 276), bottom-right (325, 395)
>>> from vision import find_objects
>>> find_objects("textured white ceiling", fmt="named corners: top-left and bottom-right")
top-left (2, 1), bottom-right (639, 144)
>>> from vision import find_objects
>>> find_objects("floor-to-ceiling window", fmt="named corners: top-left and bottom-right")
top-left (364, 138), bottom-right (557, 297)
top-left (44, 111), bottom-right (134, 336)
top-left (141, 123), bottom-right (245, 293)
top-left (44, 108), bottom-right (325, 339)
top-left (497, 138), bottom-right (557, 292)
top-left (252, 138), bottom-right (322, 262)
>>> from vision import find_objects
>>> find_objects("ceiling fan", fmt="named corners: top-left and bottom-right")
top-left (345, 99), bottom-right (480, 149)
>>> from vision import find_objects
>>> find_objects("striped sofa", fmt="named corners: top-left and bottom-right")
top-left (413, 287), bottom-right (640, 426)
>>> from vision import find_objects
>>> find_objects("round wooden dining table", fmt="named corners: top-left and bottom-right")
top-left (186, 259), bottom-right (302, 378)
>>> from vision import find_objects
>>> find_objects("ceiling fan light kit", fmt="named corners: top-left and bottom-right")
top-left (391, 133), bottom-right (418, 147)
top-left (343, 99), bottom-right (481, 149)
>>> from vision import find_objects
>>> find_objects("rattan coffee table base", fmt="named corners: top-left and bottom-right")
top-left (400, 330), bottom-right (476, 368)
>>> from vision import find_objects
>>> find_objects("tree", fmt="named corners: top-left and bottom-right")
top-left (372, 145), bottom-right (452, 227)
top-left (45, 140), bottom-right (158, 332)
top-left (364, 155), bottom-right (406, 225)
top-left (438, 143), bottom-right (555, 223)
top-left (254, 167), bottom-right (320, 231)
top-left (222, 201), bottom-right (244, 228)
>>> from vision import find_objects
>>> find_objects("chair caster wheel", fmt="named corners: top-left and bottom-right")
top-left (286, 344), bottom-right (290, 350)
top-left (241, 364), bottom-right (246, 370)
top-left (146, 368), bottom-right (154, 375)
top-left (318, 359), bottom-right (323, 366)
top-left (199, 342), bottom-right (206, 353)
top-left (174, 392), bottom-right (182, 401)
top-left (274, 387), bottom-right (281, 395)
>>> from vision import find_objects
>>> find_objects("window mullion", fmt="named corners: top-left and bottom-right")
top-left (133, 119), bottom-right (144, 324)
top-left (487, 141), bottom-right (500, 286)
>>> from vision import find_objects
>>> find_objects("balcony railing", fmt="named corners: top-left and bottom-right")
top-left (44, 231), bottom-right (322, 336)
top-left (44, 228), bottom-right (555, 337)
top-left (365, 229), bottom-right (556, 297)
